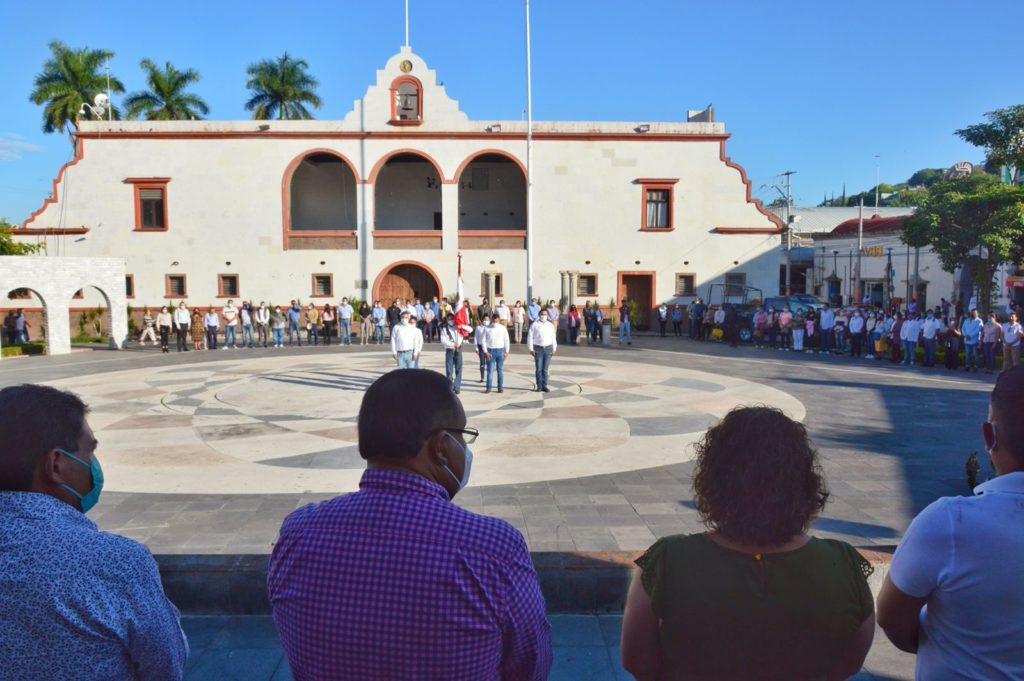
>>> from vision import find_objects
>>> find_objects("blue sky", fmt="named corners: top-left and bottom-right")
top-left (1, 0), bottom-right (1020, 223)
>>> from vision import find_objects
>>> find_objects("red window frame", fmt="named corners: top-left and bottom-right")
top-left (389, 76), bottom-right (423, 126)
top-left (638, 178), bottom-right (679, 232)
top-left (127, 177), bottom-right (171, 232)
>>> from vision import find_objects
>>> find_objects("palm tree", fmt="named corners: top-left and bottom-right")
top-left (124, 59), bottom-right (210, 121)
top-left (245, 53), bottom-right (322, 120)
top-left (29, 41), bottom-right (125, 133)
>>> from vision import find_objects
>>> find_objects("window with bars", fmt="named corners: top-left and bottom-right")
top-left (675, 274), bottom-right (696, 297)
top-left (218, 274), bottom-right (239, 297)
top-left (313, 274), bottom-right (333, 297)
top-left (125, 275), bottom-right (135, 299)
top-left (166, 275), bottom-right (187, 297)
top-left (578, 274), bottom-right (598, 296)
top-left (725, 272), bottom-right (746, 298)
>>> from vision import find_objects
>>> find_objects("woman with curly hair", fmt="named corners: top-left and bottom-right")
top-left (621, 406), bottom-right (875, 680)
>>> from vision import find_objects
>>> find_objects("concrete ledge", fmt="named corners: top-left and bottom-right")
top-left (157, 547), bottom-right (895, 615)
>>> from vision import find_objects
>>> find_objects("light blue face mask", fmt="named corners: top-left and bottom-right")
top-left (58, 449), bottom-right (104, 514)
top-left (442, 432), bottom-right (473, 494)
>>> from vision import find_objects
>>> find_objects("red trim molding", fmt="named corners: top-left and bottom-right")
top-left (634, 178), bottom-right (679, 185)
top-left (371, 230), bottom-right (442, 238)
top-left (14, 227), bottom-right (90, 235)
top-left (718, 139), bottom-right (785, 232)
top-left (22, 138), bottom-right (85, 228)
top-left (452, 149), bottom-right (528, 184)
top-left (457, 229), bottom-right (527, 238)
top-left (126, 177), bottom-right (170, 232)
top-left (712, 227), bottom-right (782, 235)
top-left (389, 76), bottom-right (424, 126)
top-left (640, 181), bottom-right (675, 232)
top-left (367, 149), bottom-right (447, 184)
top-left (73, 130), bottom-right (731, 143)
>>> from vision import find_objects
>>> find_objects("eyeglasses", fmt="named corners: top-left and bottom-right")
top-left (440, 427), bottom-right (479, 444)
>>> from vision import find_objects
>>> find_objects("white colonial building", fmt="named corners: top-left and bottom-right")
top-left (10, 47), bottom-right (783, 330)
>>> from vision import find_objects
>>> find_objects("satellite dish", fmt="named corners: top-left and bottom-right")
top-left (94, 93), bottom-right (110, 107)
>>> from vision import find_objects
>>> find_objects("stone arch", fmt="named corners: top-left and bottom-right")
top-left (371, 151), bottom-right (445, 231)
top-left (372, 261), bottom-right (443, 304)
top-left (0, 286), bottom-right (50, 354)
top-left (69, 284), bottom-right (127, 350)
top-left (0, 257), bottom-right (128, 357)
top-left (454, 150), bottom-right (527, 231)
top-left (281, 148), bottom-right (360, 236)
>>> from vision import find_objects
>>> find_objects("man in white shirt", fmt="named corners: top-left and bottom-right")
top-left (848, 310), bottom-right (865, 357)
top-left (337, 298), bottom-right (354, 346)
top-left (173, 302), bottom-right (191, 352)
top-left (879, 368), bottom-right (1024, 680)
top-left (497, 300), bottom-right (510, 329)
top-left (527, 309), bottom-right (558, 392)
top-left (473, 318), bottom-right (490, 383)
top-left (1000, 312), bottom-right (1022, 370)
top-left (221, 300), bottom-right (239, 349)
top-left (255, 302), bottom-right (270, 348)
top-left (482, 314), bottom-right (511, 394)
top-left (920, 312), bottom-right (943, 368)
top-left (390, 313), bottom-right (423, 369)
top-left (900, 314), bottom-right (921, 366)
top-left (440, 313), bottom-right (471, 394)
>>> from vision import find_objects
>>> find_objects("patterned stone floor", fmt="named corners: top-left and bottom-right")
top-left (49, 351), bottom-right (803, 494)
top-left (0, 334), bottom-right (994, 553)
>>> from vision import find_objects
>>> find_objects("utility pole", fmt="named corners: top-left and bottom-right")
top-left (854, 198), bottom-right (864, 304)
top-left (782, 170), bottom-right (796, 295)
top-left (913, 247), bottom-right (921, 307)
top-left (874, 155), bottom-right (880, 217)
top-left (885, 247), bottom-right (893, 311)
top-left (524, 0), bottom-right (534, 303)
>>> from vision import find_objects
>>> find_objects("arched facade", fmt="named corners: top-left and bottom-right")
top-left (286, 151), bottom-right (358, 231)
top-left (0, 257), bottom-right (128, 356)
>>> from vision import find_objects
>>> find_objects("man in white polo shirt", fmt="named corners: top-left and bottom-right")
top-left (878, 367), bottom-right (1024, 679)
top-left (527, 309), bottom-right (558, 392)
top-left (390, 312), bottom-right (423, 369)
top-left (1000, 312), bottom-right (1022, 370)
top-left (483, 313), bottom-right (510, 394)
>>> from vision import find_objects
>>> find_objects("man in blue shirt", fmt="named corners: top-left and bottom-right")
top-left (527, 298), bottom-right (542, 325)
top-left (337, 297), bottom-right (354, 345)
top-left (960, 309), bottom-right (983, 371)
top-left (287, 300), bottom-right (303, 346)
top-left (0, 384), bottom-right (188, 680)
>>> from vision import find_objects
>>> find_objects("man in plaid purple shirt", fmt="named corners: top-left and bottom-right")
top-left (268, 369), bottom-right (552, 680)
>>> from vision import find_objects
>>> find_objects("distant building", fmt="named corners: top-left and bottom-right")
top-left (7, 47), bottom-right (784, 331)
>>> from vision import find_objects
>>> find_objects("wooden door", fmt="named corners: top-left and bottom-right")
top-left (621, 273), bottom-right (654, 330)
top-left (378, 264), bottom-right (439, 303)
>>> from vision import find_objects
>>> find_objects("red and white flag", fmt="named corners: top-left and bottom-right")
top-left (453, 252), bottom-right (471, 337)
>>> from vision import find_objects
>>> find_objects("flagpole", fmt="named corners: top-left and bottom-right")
top-left (404, 0), bottom-right (409, 47)
top-left (524, 0), bottom-right (534, 303)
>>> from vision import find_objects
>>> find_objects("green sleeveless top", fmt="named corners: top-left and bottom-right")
top-left (636, 533), bottom-right (874, 681)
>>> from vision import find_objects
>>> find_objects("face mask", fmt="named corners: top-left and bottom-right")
top-left (442, 433), bottom-right (473, 493)
top-left (540, 315), bottom-right (548, 322)
top-left (58, 449), bottom-right (104, 513)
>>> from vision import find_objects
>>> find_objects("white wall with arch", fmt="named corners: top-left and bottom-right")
top-left (0, 256), bottom-right (129, 356)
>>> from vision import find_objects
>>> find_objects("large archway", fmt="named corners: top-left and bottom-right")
top-left (374, 152), bottom-right (443, 231)
top-left (1, 287), bottom-right (48, 355)
top-left (287, 151), bottom-right (358, 231)
top-left (456, 152), bottom-right (526, 231)
top-left (373, 261), bottom-right (442, 304)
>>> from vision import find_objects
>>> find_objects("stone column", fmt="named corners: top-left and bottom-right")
top-left (484, 272), bottom-right (497, 304)
top-left (441, 183), bottom-right (459, 254)
top-left (559, 271), bottom-right (569, 307)
top-left (568, 271), bottom-right (579, 308)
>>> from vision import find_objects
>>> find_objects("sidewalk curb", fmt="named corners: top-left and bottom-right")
top-left (157, 547), bottom-right (894, 615)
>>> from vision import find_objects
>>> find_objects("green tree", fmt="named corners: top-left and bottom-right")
top-left (0, 218), bottom-right (43, 255)
top-left (902, 174), bottom-right (1024, 313)
top-left (244, 53), bottom-right (322, 120)
top-left (29, 41), bottom-right (124, 133)
top-left (124, 59), bottom-right (209, 120)
top-left (956, 105), bottom-right (1024, 184)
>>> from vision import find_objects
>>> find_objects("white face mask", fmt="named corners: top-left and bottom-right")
top-left (540, 315), bottom-right (549, 322)
top-left (443, 432), bottom-right (473, 493)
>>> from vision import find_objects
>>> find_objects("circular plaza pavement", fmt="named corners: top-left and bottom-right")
top-left (48, 350), bottom-right (804, 494)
